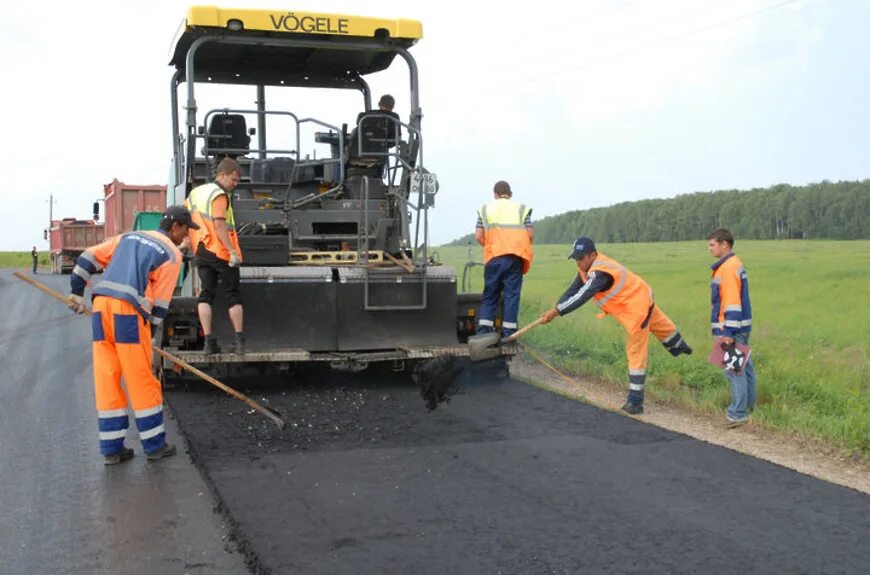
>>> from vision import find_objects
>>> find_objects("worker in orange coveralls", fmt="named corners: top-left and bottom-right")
top-left (68, 206), bottom-right (198, 464)
top-left (538, 237), bottom-right (693, 416)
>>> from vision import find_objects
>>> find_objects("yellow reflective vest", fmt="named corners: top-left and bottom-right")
top-left (186, 183), bottom-right (241, 261)
top-left (479, 198), bottom-right (533, 274)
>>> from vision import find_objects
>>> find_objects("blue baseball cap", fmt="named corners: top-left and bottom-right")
top-left (568, 237), bottom-right (596, 259)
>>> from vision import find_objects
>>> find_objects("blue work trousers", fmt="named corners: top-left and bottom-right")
top-left (477, 255), bottom-right (524, 337)
top-left (725, 332), bottom-right (757, 421)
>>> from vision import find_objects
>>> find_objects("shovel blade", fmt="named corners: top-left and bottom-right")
top-left (467, 332), bottom-right (502, 362)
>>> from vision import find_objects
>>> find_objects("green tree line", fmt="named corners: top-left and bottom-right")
top-left (446, 179), bottom-right (870, 245)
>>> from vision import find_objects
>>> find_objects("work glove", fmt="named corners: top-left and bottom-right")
top-left (68, 294), bottom-right (87, 315)
top-left (228, 251), bottom-right (241, 268)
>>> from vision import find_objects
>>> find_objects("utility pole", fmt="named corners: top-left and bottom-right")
top-left (45, 194), bottom-right (57, 245)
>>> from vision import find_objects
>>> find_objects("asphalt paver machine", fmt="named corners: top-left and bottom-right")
top-left (161, 7), bottom-right (511, 373)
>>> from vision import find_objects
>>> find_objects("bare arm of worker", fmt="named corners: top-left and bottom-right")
top-left (475, 228), bottom-right (485, 246)
top-left (211, 195), bottom-right (241, 262)
top-left (526, 227), bottom-right (534, 243)
top-left (213, 218), bottom-right (240, 261)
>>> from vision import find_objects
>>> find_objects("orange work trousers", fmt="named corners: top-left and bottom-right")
top-left (92, 296), bottom-right (166, 456)
top-left (625, 305), bottom-right (678, 384)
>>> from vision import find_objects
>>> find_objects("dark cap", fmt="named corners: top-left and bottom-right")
top-left (493, 180), bottom-right (512, 196)
top-left (162, 205), bottom-right (199, 229)
top-left (568, 237), bottom-right (596, 259)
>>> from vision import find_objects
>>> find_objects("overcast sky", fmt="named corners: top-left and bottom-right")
top-left (2, 0), bottom-right (866, 250)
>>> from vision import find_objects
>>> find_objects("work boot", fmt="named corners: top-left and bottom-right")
top-left (620, 401), bottom-right (644, 415)
top-left (663, 331), bottom-right (693, 357)
top-left (232, 332), bottom-right (246, 355)
top-left (664, 340), bottom-right (693, 357)
top-left (147, 443), bottom-right (177, 461)
top-left (670, 340), bottom-right (693, 357)
top-left (203, 335), bottom-right (221, 355)
top-left (104, 447), bottom-right (134, 466)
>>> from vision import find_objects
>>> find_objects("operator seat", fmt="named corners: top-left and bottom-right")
top-left (347, 111), bottom-right (400, 169)
top-left (205, 113), bottom-right (250, 159)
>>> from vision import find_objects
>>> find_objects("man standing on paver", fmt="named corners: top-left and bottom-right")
top-left (68, 206), bottom-right (198, 464)
top-left (474, 180), bottom-right (534, 340)
top-left (186, 157), bottom-right (245, 355)
top-left (708, 228), bottom-right (756, 429)
top-left (538, 237), bottom-right (693, 415)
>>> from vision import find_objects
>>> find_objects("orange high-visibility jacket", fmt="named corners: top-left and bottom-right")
top-left (186, 182), bottom-right (242, 261)
top-left (579, 253), bottom-right (654, 334)
top-left (478, 198), bottom-right (533, 274)
top-left (710, 253), bottom-right (752, 336)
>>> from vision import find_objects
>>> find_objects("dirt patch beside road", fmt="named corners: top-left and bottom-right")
top-left (512, 349), bottom-right (870, 495)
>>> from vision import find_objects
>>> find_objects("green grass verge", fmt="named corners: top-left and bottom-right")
top-left (436, 240), bottom-right (870, 458)
top-left (0, 252), bottom-right (51, 268)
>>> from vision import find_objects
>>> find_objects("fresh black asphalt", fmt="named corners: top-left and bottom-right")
top-left (169, 364), bottom-right (870, 575)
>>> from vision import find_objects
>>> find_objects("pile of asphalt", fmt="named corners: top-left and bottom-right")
top-left (169, 365), bottom-right (481, 459)
top-left (413, 354), bottom-right (464, 411)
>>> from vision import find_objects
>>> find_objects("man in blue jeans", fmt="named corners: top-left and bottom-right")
top-left (708, 228), bottom-right (756, 428)
top-left (474, 181), bottom-right (534, 339)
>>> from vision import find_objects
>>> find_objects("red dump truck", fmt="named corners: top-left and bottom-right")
top-left (103, 179), bottom-right (167, 236)
top-left (47, 181), bottom-right (167, 274)
top-left (49, 219), bottom-right (105, 274)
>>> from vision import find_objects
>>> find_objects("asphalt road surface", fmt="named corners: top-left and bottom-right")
top-left (169, 366), bottom-right (870, 571)
top-left (0, 270), bottom-right (246, 574)
top-left (3, 268), bottom-right (869, 574)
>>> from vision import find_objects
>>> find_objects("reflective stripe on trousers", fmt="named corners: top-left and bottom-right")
top-left (624, 305), bottom-right (678, 402)
top-left (91, 296), bottom-right (167, 455)
top-left (477, 255), bottom-right (524, 336)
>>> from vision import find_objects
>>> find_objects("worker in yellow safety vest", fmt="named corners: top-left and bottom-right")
top-left (185, 157), bottom-right (245, 355)
top-left (474, 180), bottom-right (534, 339)
top-left (538, 237), bottom-right (693, 415)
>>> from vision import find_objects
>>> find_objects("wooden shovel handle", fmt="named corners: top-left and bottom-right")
top-left (502, 316), bottom-right (547, 343)
top-left (153, 348), bottom-right (286, 429)
top-left (12, 271), bottom-right (286, 429)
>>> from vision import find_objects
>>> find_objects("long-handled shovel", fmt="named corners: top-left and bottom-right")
top-left (13, 271), bottom-right (286, 429)
top-left (467, 316), bottom-right (547, 362)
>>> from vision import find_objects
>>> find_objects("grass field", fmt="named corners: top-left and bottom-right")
top-left (436, 240), bottom-right (870, 458)
top-left (0, 252), bottom-right (50, 269)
